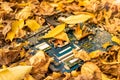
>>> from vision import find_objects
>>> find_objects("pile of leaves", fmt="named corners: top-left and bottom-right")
top-left (0, 0), bottom-right (120, 80)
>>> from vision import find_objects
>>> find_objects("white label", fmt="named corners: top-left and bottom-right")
top-left (36, 42), bottom-right (49, 50)
top-left (69, 58), bottom-right (78, 64)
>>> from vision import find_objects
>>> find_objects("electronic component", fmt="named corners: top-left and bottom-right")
top-left (23, 24), bottom-right (116, 73)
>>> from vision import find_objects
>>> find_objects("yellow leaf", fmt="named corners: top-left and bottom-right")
top-left (5, 31), bottom-right (15, 41)
top-left (89, 50), bottom-right (101, 58)
top-left (11, 19), bottom-right (24, 32)
top-left (67, 0), bottom-right (74, 3)
top-left (111, 36), bottom-right (120, 45)
top-left (74, 26), bottom-right (82, 40)
top-left (15, 6), bottom-right (31, 20)
top-left (24, 75), bottom-right (35, 80)
top-left (102, 42), bottom-right (110, 49)
top-left (52, 72), bottom-right (62, 79)
top-left (2, 65), bottom-right (7, 69)
top-left (73, 49), bottom-right (90, 61)
top-left (20, 50), bottom-right (25, 58)
top-left (43, 24), bottom-right (65, 38)
top-left (62, 13), bottom-right (94, 24)
top-left (0, 66), bottom-right (32, 80)
top-left (6, 20), bottom-right (24, 41)
top-left (26, 20), bottom-right (41, 31)
top-left (102, 74), bottom-right (111, 80)
top-left (118, 50), bottom-right (120, 63)
top-left (54, 31), bottom-right (70, 42)
top-left (71, 70), bottom-right (79, 77)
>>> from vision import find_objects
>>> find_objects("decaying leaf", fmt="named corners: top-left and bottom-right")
top-left (43, 24), bottom-right (65, 38)
top-left (0, 66), bottom-right (32, 80)
top-left (61, 12), bottom-right (94, 24)
top-left (26, 20), bottom-right (41, 31)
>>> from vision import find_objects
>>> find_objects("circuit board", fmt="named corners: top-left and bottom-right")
top-left (21, 25), bottom-right (115, 73)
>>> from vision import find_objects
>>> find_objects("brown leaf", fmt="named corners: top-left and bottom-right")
top-left (73, 49), bottom-right (91, 61)
top-left (80, 62), bottom-right (102, 80)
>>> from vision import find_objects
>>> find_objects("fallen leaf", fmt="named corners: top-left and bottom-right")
top-left (29, 50), bottom-right (46, 66)
top-left (0, 66), bottom-right (32, 80)
top-left (26, 20), bottom-right (41, 31)
top-left (71, 70), bottom-right (80, 77)
top-left (81, 62), bottom-right (102, 80)
top-left (102, 74), bottom-right (111, 80)
top-left (1, 2), bottom-right (13, 13)
top-left (54, 31), bottom-right (70, 42)
top-left (51, 72), bottom-right (62, 79)
top-left (5, 31), bottom-right (15, 41)
top-left (61, 12), bottom-right (94, 24)
top-left (24, 74), bottom-right (35, 80)
top-left (43, 24), bottom-right (65, 38)
top-left (73, 49), bottom-right (91, 61)
top-left (63, 72), bottom-right (71, 80)
top-left (6, 19), bottom-right (24, 41)
top-left (102, 42), bottom-right (111, 49)
top-left (89, 50), bottom-right (102, 58)
top-left (74, 26), bottom-right (82, 40)
top-left (111, 36), bottom-right (120, 45)
top-left (15, 6), bottom-right (31, 20)
top-left (118, 50), bottom-right (120, 63)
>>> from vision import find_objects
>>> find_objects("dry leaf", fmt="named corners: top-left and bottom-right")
top-left (63, 72), bottom-right (71, 80)
top-left (102, 74), bottom-right (111, 80)
top-left (0, 66), bottom-right (32, 80)
top-left (51, 72), bottom-right (62, 79)
top-left (102, 42), bottom-right (111, 49)
top-left (111, 36), bottom-right (120, 45)
top-left (71, 70), bottom-right (80, 77)
top-left (61, 12), bottom-right (94, 24)
top-left (6, 19), bottom-right (24, 41)
top-left (89, 50), bottom-right (102, 58)
top-left (81, 62), bottom-right (102, 80)
top-left (24, 74), bottom-right (35, 80)
top-left (73, 49), bottom-right (91, 61)
top-left (0, 49), bottom-right (20, 65)
top-left (118, 50), bottom-right (120, 63)
top-left (43, 24), bottom-right (65, 38)
top-left (29, 50), bottom-right (46, 66)
top-left (39, 1), bottom-right (54, 15)
top-left (15, 6), bottom-right (31, 20)
top-left (1, 2), bottom-right (13, 13)
top-left (74, 26), bottom-right (82, 40)
top-left (26, 19), bottom-right (41, 31)
top-left (54, 31), bottom-right (70, 42)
